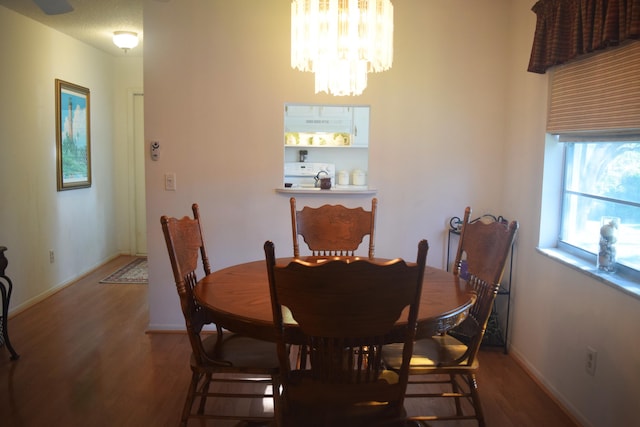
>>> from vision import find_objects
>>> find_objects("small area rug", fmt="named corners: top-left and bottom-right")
top-left (100, 257), bottom-right (148, 284)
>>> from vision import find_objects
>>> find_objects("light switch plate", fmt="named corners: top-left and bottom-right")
top-left (165, 173), bottom-right (176, 191)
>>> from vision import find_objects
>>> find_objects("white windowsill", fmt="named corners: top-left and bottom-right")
top-left (537, 247), bottom-right (640, 300)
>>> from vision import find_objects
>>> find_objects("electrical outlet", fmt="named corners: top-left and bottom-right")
top-left (49, 250), bottom-right (55, 263)
top-left (585, 346), bottom-right (597, 376)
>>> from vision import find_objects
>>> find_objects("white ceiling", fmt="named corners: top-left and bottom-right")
top-left (0, 0), bottom-right (146, 57)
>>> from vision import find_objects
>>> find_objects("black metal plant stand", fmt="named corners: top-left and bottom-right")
top-left (0, 246), bottom-right (20, 360)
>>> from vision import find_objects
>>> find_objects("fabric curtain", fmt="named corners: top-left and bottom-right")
top-left (528, 0), bottom-right (640, 74)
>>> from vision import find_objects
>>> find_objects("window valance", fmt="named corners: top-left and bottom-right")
top-left (528, 0), bottom-right (640, 74)
top-left (547, 40), bottom-right (640, 135)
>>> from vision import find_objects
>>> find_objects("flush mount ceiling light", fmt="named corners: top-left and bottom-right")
top-left (291, 0), bottom-right (393, 96)
top-left (112, 31), bottom-right (139, 52)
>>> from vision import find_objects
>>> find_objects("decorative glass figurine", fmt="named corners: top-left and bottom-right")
top-left (597, 217), bottom-right (620, 272)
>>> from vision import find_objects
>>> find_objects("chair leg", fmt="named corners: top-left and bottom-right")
top-left (297, 344), bottom-right (309, 369)
top-left (181, 371), bottom-right (200, 426)
top-left (272, 375), bottom-right (283, 427)
top-left (466, 373), bottom-right (486, 427)
top-left (449, 374), bottom-right (463, 416)
top-left (197, 373), bottom-right (212, 414)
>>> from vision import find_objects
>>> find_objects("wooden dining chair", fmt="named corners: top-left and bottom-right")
top-left (264, 239), bottom-right (429, 427)
top-left (453, 206), bottom-right (519, 286)
top-left (381, 275), bottom-right (500, 427)
top-left (290, 197), bottom-right (377, 258)
top-left (449, 206), bottom-right (519, 349)
top-left (383, 207), bottom-right (518, 425)
top-left (161, 204), bottom-right (280, 426)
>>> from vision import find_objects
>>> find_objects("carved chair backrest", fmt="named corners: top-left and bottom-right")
top-left (264, 239), bottom-right (428, 415)
top-left (453, 206), bottom-right (519, 286)
top-left (161, 204), bottom-right (218, 365)
top-left (290, 197), bottom-right (377, 258)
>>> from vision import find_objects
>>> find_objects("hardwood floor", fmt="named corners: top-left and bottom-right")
top-left (0, 256), bottom-right (580, 427)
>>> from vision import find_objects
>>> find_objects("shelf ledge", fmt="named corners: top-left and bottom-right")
top-left (275, 187), bottom-right (377, 195)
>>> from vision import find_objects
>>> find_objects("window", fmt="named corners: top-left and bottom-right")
top-left (540, 41), bottom-right (640, 289)
top-left (560, 141), bottom-right (640, 275)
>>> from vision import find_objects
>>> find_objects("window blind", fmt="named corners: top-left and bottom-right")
top-left (548, 40), bottom-right (640, 138)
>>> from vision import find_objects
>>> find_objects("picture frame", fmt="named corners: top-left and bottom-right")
top-left (55, 79), bottom-right (91, 190)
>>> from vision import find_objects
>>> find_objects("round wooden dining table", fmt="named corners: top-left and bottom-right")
top-left (194, 257), bottom-right (476, 342)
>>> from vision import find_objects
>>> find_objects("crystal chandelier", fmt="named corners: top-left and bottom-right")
top-left (291, 0), bottom-right (394, 96)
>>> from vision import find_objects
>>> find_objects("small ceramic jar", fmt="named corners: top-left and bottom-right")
top-left (352, 169), bottom-right (366, 186)
top-left (337, 170), bottom-right (349, 185)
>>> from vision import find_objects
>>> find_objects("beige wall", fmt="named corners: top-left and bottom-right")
top-left (0, 7), bottom-right (142, 310)
top-left (143, 0), bottom-right (510, 325)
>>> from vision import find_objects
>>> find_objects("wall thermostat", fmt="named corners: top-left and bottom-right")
top-left (150, 141), bottom-right (160, 161)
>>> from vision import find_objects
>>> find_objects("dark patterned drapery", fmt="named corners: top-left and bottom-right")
top-left (528, 0), bottom-right (640, 73)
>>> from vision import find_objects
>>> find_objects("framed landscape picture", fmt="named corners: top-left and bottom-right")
top-left (56, 79), bottom-right (91, 190)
